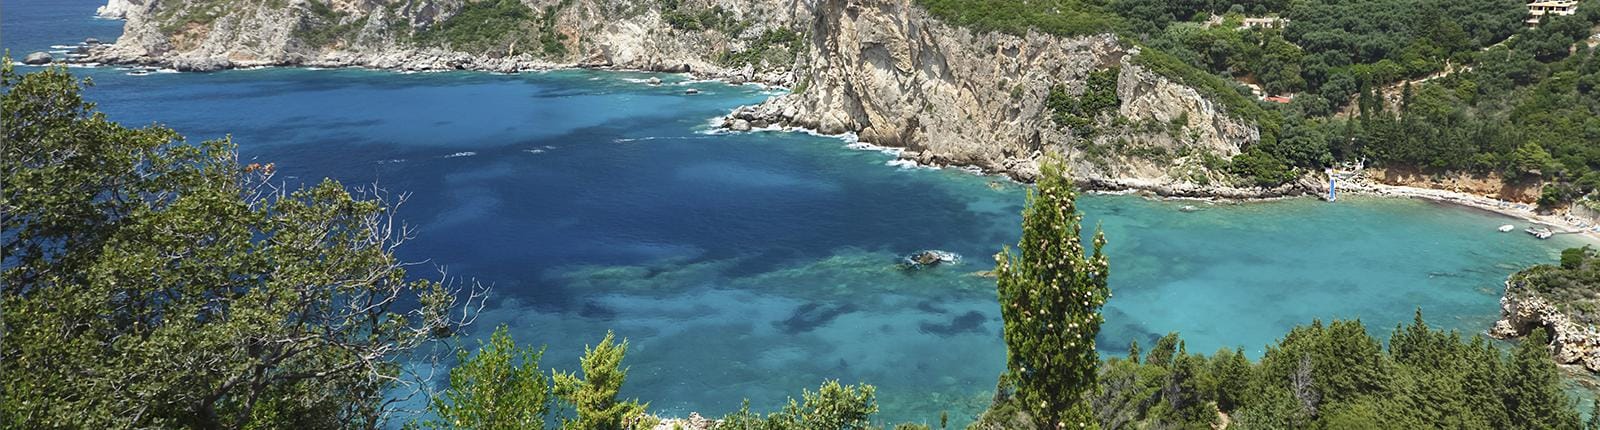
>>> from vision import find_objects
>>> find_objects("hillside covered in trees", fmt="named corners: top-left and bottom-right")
top-left (920, 0), bottom-right (1600, 206)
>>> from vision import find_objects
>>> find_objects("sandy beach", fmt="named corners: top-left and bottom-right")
top-left (1339, 176), bottom-right (1600, 243)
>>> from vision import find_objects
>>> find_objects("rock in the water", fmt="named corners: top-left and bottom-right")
top-left (730, 119), bottom-right (751, 131)
top-left (902, 250), bottom-right (961, 269)
top-left (22, 52), bottom-right (53, 65)
top-left (646, 76), bottom-right (661, 86)
top-left (84, 37), bottom-right (102, 45)
top-left (684, 88), bottom-right (700, 95)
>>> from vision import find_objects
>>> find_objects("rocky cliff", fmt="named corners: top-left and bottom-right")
top-left (1492, 275), bottom-right (1600, 373)
top-left (88, 0), bottom-right (810, 78)
top-left (85, 0), bottom-right (1289, 193)
top-left (723, 0), bottom-right (1279, 189)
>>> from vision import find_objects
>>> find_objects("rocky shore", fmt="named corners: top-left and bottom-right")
top-left (1491, 278), bottom-right (1600, 373)
top-left (72, 0), bottom-right (1600, 209)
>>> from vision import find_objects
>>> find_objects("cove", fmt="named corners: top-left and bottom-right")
top-left (4, 1), bottom-right (1593, 426)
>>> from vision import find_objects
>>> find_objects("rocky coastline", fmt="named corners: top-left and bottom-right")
top-left (63, 0), bottom-right (1600, 211)
top-left (1491, 278), bottom-right (1600, 373)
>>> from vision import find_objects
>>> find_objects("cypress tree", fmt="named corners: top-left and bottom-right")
top-left (995, 156), bottom-right (1109, 429)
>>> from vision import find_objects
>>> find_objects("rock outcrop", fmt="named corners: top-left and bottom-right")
top-left (84, 0), bottom-right (808, 82)
top-left (718, 0), bottom-right (1267, 191)
top-left (23, 52), bottom-right (54, 65)
top-left (96, 0), bottom-right (142, 20)
top-left (1491, 278), bottom-right (1600, 372)
top-left (83, 0), bottom-right (1286, 195)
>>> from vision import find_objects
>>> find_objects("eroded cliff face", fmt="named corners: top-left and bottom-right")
top-left (728, 0), bottom-right (1269, 189)
top-left (90, 0), bottom-right (810, 79)
top-left (87, 0), bottom-right (1275, 192)
top-left (1492, 278), bottom-right (1600, 372)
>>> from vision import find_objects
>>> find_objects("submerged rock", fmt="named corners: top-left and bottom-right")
top-left (22, 52), bottom-right (53, 65)
top-left (646, 76), bottom-right (661, 86)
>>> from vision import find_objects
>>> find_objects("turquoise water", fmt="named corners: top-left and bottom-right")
top-left (6, 1), bottom-right (1594, 425)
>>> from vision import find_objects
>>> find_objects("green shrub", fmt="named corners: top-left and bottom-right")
top-left (1046, 68), bottom-right (1122, 138)
top-left (420, 325), bottom-right (550, 429)
top-left (416, 0), bottom-right (568, 58)
top-left (552, 331), bottom-right (654, 430)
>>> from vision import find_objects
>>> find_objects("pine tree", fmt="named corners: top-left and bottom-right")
top-left (995, 156), bottom-right (1109, 429)
top-left (1504, 328), bottom-right (1581, 430)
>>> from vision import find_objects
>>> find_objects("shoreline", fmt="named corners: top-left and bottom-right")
top-left (59, 53), bottom-right (1600, 243)
top-left (1341, 178), bottom-right (1600, 244)
top-left (66, 44), bottom-right (796, 87)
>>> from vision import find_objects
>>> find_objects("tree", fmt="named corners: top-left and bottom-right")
top-left (1209, 348), bottom-right (1252, 413)
top-left (422, 325), bottom-right (550, 430)
top-left (1504, 329), bottom-right (1582, 430)
top-left (994, 155), bottom-right (1110, 429)
top-left (716, 381), bottom-right (881, 430)
top-left (552, 331), bottom-right (654, 430)
top-left (0, 63), bottom-right (482, 428)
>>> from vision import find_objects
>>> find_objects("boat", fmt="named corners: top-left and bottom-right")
top-left (1498, 224), bottom-right (1515, 232)
top-left (1525, 227), bottom-right (1554, 239)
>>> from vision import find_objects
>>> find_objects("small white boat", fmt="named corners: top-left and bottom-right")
top-left (1498, 224), bottom-right (1515, 232)
top-left (684, 88), bottom-right (700, 95)
top-left (1526, 227), bottom-right (1554, 239)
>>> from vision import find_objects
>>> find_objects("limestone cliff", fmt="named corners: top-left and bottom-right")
top-left (87, 0), bottom-right (810, 79)
top-left (1492, 250), bottom-right (1600, 374)
top-left (725, 0), bottom-right (1284, 191)
top-left (85, 0), bottom-right (1290, 194)
top-left (1492, 277), bottom-right (1600, 372)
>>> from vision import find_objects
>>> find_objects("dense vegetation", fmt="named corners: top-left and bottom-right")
top-left (718, 28), bottom-right (805, 68)
top-left (1084, 316), bottom-right (1583, 429)
top-left (919, 0), bottom-right (1600, 200)
top-left (415, 0), bottom-right (569, 57)
top-left (1511, 245), bottom-right (1600, 324)
top-left (0, 63), bottom-right (481, 427)
top-left (973, 158), bottom-right (1587, 430)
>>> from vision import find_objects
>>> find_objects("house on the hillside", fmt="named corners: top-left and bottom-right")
top-left (1240, 17), bottom-right (1288, 30)
top-left (1527, 0), bottom-right (1579, 25)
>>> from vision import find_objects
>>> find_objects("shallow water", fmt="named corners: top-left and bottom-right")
top-left (6, 1), bottom-right (1595, 426)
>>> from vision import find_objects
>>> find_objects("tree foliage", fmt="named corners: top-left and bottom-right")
top-left (420, 326), bottom-right (550, 430)
top-left (994, 156), bottom-right (1110, 429)
top-left (552, 331), bottom-right (654, 430)
top-left (0, 63), bottom-right (481, 428)
top-left (1093, 314), bottom-right (1584, 430)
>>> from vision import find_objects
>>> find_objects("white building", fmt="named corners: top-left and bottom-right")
top-left (1527, 0), bottom-right (1579, 25)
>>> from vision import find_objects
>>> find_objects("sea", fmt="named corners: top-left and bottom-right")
top-left (4, 0), bottom-right (1593, 425)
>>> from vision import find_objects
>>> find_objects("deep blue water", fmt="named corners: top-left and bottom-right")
top-left (6, 1), bottom-right (1595, 425)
